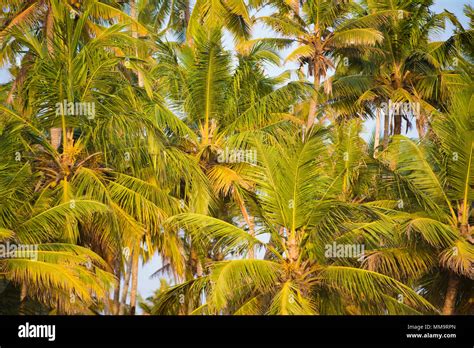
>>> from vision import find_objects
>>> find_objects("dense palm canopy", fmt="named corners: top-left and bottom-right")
top-left (0, 0), bottom-right (472, 315)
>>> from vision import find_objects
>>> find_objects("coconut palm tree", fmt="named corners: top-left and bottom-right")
top-left (0, 1), bottom-right (205, 314)
top-left (0, 0), bottom-right (148, 149)
top-left (378, 86), bottom-right (473, 314)
top-left (329, 0), bottom-right (466, 144)
top-left (150, 27), bottom-right (313, 279)
top-left (246, 0), bottom-right (388, 129)
top-left (149, 123), bottom-right (438, 315)
top-left (0, 111), bottom-right (115, 313)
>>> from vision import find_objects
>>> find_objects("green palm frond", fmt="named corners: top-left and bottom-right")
top-left (166, 213), bottom-right (262, 254)
top-left (209, 259), bottom-right (280, 311)
top-left (384, 136), bottom-right (456, 221)
top-left (439, 240), bottom-right (474, 279)
top-left (268, 281), bottom-right (317, 315)
top-left (319, 266), bottom-right (437, 313)
top-left (404, 217), bottom-right (457, 247)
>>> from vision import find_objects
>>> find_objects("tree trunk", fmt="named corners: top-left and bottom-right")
top-left (383, 108), bottom-right (390, 148)
top-left (442, 272), bottom-right (460, 315)
top-left (307, 71), bottom-right (320, 129)
top-left (248, 216), bottom-right (255, 258)
top-left (415, 106), bottom-right (426, 138)
top-left (50, 128), bottom-right (62, 150)
top-left (236, 194), bottom-right (255, 258)
top-left (130, 1), bottom-right (137, 37)
top-left (374, 107), bottom-right (381, 156)
top-left (291, 0), bottom-right (300, 15)
top-left (46, 8), bottom-right (62, 151)
top-left (19, 283), bottom-right (27, 315)
top-left (184, 1), bottom-right (190, 24)
top-left (287, 232), bottom-right (299, 262)
top-left (393, 114), bottom-right (402, 135)
top-left (119, 254), bottom-right (133, 315)
top-left (416, 119), bottom-right (424, 138)
top-left (130, 0), bottom-right (144, 88)
top-left (112, 258), bottom-right (121, 314)
top-left (129, 245), bottom-right (140, 315)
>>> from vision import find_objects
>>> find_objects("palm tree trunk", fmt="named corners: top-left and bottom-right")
top-left (46, 8), bottom-right (54, 54)
top-left (184, 0), bottom-right (190, 24)
top-left (113, 258), bottom-right (121, 314)
top-left (45, 7), bottom-right (62, 151)
top-left (415, 109), bottom-right (426, 138)
top-left (287, 234), bottom-right (299, 262)
top-left (185, 2), bottom-right (195, 46)
top-left (129, 245), bottom-right (140, 315)
top-left (442, 272), bottom-right (460, 315)
top-left (119, 254), bottom-right (133, 315)
top-left (236, 193), bottom-right (255, 258)
top-left (394, 114), bottom-right (402, 135)
top-left (130, 1), bottom-right (138, 37)
top-left (291, 0), bottom-right (300, 14)
top-left (19, 283), bottom-right (27, 314)
top-left (383, 107), bottom-right (390, 148)
top-left (50, 128), bottom-right (62, 150)
top-left (307, 71), bottom-right (320, 129)
top-left (130, 0), bottom-right (144, 88)
top-left (374, 107), bottom-right (381, 156)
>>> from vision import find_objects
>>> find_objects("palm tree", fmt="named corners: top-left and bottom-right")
top-left (0, 113), bottom-right (115, 313)
top-left (329, 0), bottom-right (465, 142)
top-left (0, 0), bottom-right (148, 147)
top-left (0, 1), bottom-right (203, 314)
top-left (247, 0), bottom-right (386, 129)
top-left (378, 86), bottom-right (473, 315)
top-left (142, 27), bottom-right (313, 299)
top-left (150, 123), bottom-right (436, 315)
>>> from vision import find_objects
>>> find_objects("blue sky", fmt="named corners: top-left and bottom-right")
top-left (0, 0), bottom-right (471, 311)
